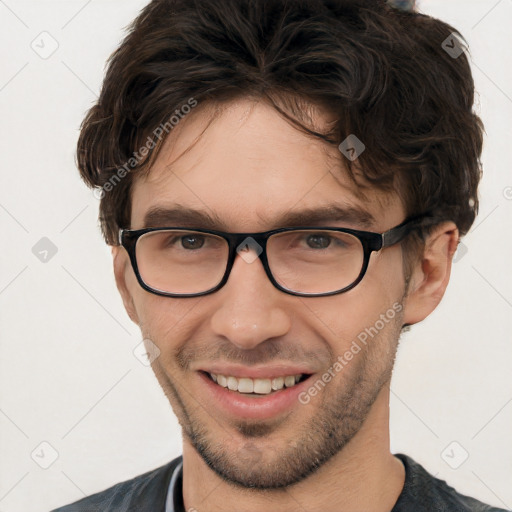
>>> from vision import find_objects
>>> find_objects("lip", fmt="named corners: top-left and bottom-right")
top-left (197, 370), bottom-right (314, 420)
top-left (196, 364), bottom-right (314, 380)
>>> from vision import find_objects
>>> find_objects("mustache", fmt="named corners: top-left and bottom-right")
top-left (175, 339), bottom-right (331, 370)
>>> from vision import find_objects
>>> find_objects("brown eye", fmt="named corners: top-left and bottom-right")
top-left (181, 234), bottom-right (205, 250)
top-left (306, 234), bottom-right (331, 249)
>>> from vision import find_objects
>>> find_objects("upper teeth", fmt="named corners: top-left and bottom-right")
top-left (209, 373), bottom-right (303, 394)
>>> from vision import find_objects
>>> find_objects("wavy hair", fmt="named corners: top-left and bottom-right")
top-left (77, 0), bottom-right (484, 260)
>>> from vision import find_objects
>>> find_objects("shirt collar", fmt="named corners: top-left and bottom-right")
top-left (165, 459), bottom-right (184, 512)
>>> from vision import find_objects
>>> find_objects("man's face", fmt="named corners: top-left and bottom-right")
top-left (115, 98), bottom-right (409, 488)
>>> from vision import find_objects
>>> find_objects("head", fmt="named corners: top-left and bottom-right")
top-left (77, 0), bottom-right (483, 489)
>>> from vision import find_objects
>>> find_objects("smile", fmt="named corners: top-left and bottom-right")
top-left (206, 372), bottom-right (309, 395)
top-left (196, 367), bottom-right (315, 419)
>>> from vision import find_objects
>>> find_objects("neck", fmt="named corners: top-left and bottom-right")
top-left (182, 385), bottom-right (405, 512)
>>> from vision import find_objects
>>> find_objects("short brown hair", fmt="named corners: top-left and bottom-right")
top-left (77, 0), bottom-right (484, 252)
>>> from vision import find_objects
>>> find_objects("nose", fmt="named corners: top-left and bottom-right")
top-left (210, 247), bottom-right (292, 350)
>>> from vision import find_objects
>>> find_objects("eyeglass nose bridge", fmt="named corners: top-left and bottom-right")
top-left (231, 233), bottom-right (267, 263)
top-left (216, 230), bottom-right (300, 297)
top-left (222, 231), bottom-right (272, 278)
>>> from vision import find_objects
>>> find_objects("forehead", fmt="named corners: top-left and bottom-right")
top-left (130, 98), bottom-right (403, 231)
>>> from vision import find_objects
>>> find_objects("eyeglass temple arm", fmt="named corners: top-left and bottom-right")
top-left (381, 215), bottom-right (439, 248)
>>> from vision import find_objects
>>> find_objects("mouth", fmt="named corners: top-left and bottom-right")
top-left (196, 368), bottom-right (315, 420)
top-left (200, 371), bottom-right (311, 396)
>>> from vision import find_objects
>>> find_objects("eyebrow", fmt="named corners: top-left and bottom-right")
top-left (142, 203), bottom-right (376, 231)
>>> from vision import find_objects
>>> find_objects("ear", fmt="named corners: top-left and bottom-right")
top-left (112, 246), bottom-right (140, 325)
top-left (402, 222), bottom-right (459, 326)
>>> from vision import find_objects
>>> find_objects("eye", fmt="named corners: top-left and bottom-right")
top-left (180, 234), bottom-right (205, 250)
top-left (306, 233), bottom-right (331, 249)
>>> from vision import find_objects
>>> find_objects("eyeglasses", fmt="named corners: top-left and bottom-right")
top-left (118, 215), bottom-right (432, 298)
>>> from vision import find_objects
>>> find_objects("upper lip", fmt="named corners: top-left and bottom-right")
top-left (196, 364), bottom-right (314, 379)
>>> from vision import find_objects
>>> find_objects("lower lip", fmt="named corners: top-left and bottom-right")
top-left (197, 371), bottom-right (313, 420)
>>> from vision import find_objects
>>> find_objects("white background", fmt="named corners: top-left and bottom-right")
top-left (0, 1), bottom-right (511, 510)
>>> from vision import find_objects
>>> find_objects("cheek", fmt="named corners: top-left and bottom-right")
top-left (361, 247), bottom-right (406, 312)
top-left (133, 289), bottom-right (204, 354)
top-left (303, 249), bottom-right (405, 349)
top-left (125, 264), bottom-right (186, 329)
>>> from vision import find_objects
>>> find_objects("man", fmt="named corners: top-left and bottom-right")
top-left (52, 0), bottom-right (506, 510)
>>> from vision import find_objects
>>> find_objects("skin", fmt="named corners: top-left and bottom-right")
top-left (112, 97), bottom-right (459, 512)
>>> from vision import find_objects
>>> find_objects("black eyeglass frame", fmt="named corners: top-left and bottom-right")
top-left (118, 214), bottom-right (434, 298)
